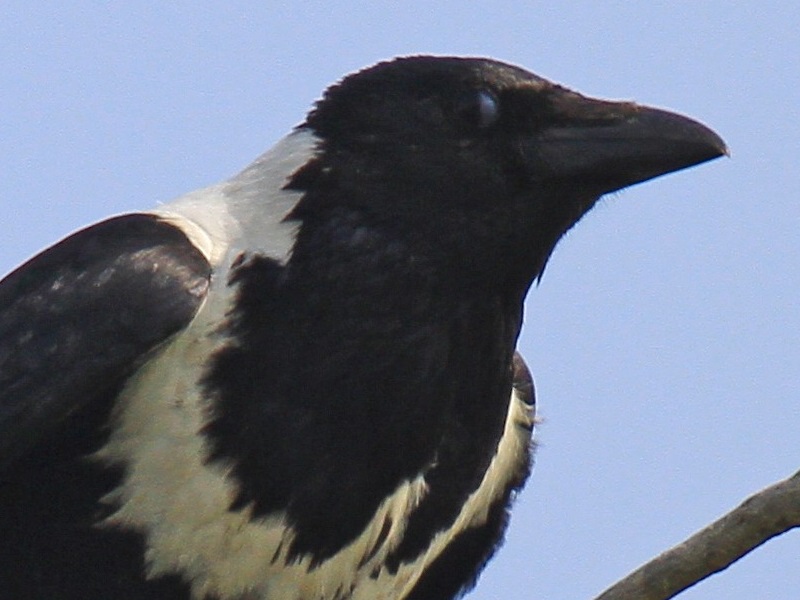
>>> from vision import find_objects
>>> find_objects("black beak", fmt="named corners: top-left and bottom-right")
top-left (531, 91), bottom-right (727, 194)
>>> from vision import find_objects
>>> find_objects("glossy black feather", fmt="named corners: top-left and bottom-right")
top-left (0, 214), bottom-right (210, 470)
top-left (0, 214), bottom-right (209, 598)
top-left (399, 353), bottom-right (535, 599)
top-left (204, 239), bottom-right (525, 564)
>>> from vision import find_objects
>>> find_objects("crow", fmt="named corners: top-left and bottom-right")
top-left (0, 56), bottom-right (725, 599)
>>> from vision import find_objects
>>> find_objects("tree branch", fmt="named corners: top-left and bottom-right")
top-left (594, 469), bottom-right (800, 600)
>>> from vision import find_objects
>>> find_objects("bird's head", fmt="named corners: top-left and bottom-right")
top-left (285, 56), bottom-right (726, 290)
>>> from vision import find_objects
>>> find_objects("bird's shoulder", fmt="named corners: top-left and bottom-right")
top-left (0, 213), bottom-right (211, 471)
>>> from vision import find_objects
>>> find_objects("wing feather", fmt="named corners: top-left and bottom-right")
top-left (0, 214), bottom-right (210, 471)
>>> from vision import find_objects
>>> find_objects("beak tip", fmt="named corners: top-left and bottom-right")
top-left (701, 126), bottom-right (729, 160)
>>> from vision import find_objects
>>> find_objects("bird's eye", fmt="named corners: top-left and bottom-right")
top-left (456, 90), bottom-right (500, 130)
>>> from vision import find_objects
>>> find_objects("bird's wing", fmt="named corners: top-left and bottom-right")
top-left (0, 213), bottom-right (211, 471)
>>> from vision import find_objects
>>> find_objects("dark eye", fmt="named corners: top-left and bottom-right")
top-left (456, 90), bottom-right (500, 129)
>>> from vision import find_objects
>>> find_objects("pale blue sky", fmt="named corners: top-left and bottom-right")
top-left (1, 3), bottom-right (798, 599)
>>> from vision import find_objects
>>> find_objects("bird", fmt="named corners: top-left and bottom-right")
top-left (0, 56), bottom-right (725, 600)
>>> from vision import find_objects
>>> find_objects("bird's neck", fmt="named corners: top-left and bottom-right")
top-left (201, 215), bottom-right (526, 561)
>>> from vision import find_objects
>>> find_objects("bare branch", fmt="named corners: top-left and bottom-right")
top-left (594, 469), bottom-right (800, 600)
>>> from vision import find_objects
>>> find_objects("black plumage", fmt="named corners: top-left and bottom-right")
top-left (0, 56), bottom-right (725, 599)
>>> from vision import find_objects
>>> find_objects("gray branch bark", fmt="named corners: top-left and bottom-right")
top-left (594, 469), bottom-right (800, 600)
